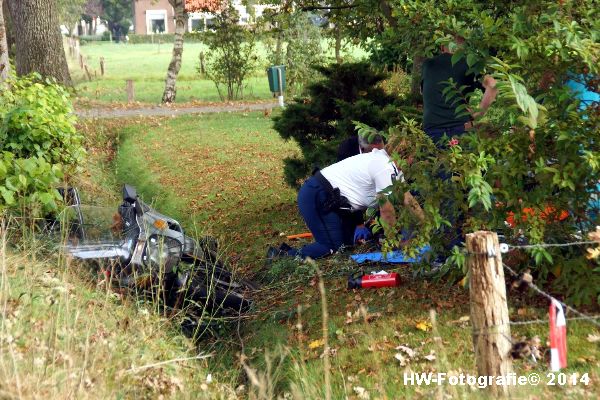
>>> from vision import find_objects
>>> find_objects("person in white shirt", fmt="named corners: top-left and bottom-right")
top-left (270, 142), bottom-right (423, 260)
top-left (336, 132), bottom-right (385, 161)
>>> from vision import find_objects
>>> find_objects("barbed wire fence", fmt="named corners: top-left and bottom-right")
top-left (462, 230), bottom-right (600, 387)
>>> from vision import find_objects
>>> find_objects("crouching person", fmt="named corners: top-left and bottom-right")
top-left (270, 141), bottom-right (424, 261)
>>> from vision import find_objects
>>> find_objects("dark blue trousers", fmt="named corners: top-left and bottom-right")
top-left (424, 124), bottom-right (466, 147)
top-left (424, 124), bottom-right (467, 250)
top-left (297, 176), bottom-right (357, 259)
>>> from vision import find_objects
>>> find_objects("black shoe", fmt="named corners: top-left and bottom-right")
top-left (265, 246), bottom-right (284, 266)
top-left (265, 243), bottom-right (299, 266)
top-left (279, 242), bottom-right (294, 253)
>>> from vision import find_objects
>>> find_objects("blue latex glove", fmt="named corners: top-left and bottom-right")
top-left (353, 225), bottom-right (372, 243)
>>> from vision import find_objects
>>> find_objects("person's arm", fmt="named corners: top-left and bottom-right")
top-left (378, 191), bottom-right (424, 233)
top-left (403, 191), bottom-right (425, 222)
top-left (379, 197), bottom-right (396, 230)
top-left (472, 74), bottom-right (497, 120)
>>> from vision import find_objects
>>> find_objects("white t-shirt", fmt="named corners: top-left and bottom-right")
top-left (320, 148), bottom-right (402, 210)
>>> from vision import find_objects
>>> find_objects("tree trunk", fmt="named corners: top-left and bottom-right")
top-left (0, 0), bottom-right (10, 81)
top-left (410, 53), bottom-right (424, 105)
top-left (6, 0), bottom-right (71, 86)
top-left (2, 0), bottom-right (14, 56)
top-left (379, 0), bottom-right (397, 28)
top-left (162, 0), bottom-right (186, 104)
top-left (274, 30), bottom-right (283, 65)
top-left (334, 26), bottom-right (342, 64)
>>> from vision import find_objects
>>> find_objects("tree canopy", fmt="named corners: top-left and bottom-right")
top-left (100, 0), bottom-right (132, 40)
top-left (185, 0), bottom-right (222, 12)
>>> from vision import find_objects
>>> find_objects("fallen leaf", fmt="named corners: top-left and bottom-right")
top-left (308, 339), bottom-right (324, 349)
top-left (415, 321), bottom-right (432, 332)
top-left (588, 227), bottom-right (600, 243)
top-left (345, 311), bottom-right (354, 325)
top-left (395, 345), bottom-right (416, 358)
top-left (394, 353), bottom-right (407, 366)
top-left (423, 351), bottom-right (436, 362)
top-left (586, 247), bottom-right (600, 260)
top-left (366, 312), bottom-right (382, 323)
top-left (587, 334), bottom-right (600, 343)
top-left (449, 315), bottom-right (470, 325)
top-left (353, 386), bottom-right (370, 400)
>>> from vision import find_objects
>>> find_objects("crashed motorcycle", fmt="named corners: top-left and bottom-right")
top-left (61, 184), bottom-right (255, 336)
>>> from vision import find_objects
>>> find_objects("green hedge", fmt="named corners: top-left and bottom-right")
top-left (127, 32), bottom-right (205, 44)
top-left (78, 32), bottom-right (112, 45)
top-left (78, 34), bottom-right (108, 42)
top-left (0, 74), bottom-right (84, 216)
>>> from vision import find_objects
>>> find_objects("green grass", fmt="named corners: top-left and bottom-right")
top-left (0, 236), bottom-right (222, 399)
top-left (69, 41), bottom-right (369, 105)
top-left (111, 111), bottom-right (301, 265)
top-left (77, 112), bottom-right (600, 398)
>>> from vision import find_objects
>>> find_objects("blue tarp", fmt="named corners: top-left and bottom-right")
top-left (350, 245), bottom-right (431, 264)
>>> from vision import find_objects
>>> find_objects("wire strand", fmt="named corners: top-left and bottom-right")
top-left (508, 240), bottom-right (598, 251)
top-left (503, 263), bottom-right (600, 329)
top-left (509, 315), bottom-right (600, 326)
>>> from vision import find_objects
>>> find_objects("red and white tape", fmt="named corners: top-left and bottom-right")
top-left (549, 299), bottom-right (567, 371)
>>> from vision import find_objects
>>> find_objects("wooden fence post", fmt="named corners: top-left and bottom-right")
top-left (126, 79), bottom-right (135, 103)
top-left (100, 57), bottom-right (105, 76)
top-left (84, 64), bottom-right (92, 81)
top-left (466, 231), bottom-right (513, 396)
top-left (199, 51), bottom-right (206, 75)
top-left (74, 38), bottom-right (80, 62)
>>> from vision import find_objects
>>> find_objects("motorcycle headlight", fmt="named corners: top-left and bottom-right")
top-left (144, 235), bottom-right (182, 273)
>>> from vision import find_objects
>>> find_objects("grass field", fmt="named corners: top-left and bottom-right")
top-left (69, 41), bottom-right (369, 105)
top-left (72, 112), bottom-right (600, 399)
top-left (0, 245), bottom-right (222, 399)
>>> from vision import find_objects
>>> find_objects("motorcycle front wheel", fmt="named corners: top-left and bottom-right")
top-left (174, 263), bottom-right (256, 316)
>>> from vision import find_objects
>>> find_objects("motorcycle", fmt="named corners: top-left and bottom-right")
top-left (61, 184), bottom-right (256, 336)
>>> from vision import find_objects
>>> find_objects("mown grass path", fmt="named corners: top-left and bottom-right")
top-left (76, 100), bottom-right (278, 119)
top-left (111, 111), bottom-right (301, 267)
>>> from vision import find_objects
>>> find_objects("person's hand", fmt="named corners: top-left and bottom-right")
top-left (354, 225), bottom-right (372, 243)
top-left (482, 75), bottom-right (497, 90)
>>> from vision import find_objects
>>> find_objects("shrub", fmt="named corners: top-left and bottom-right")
top-left (383, 105), bottom-right (600, 305)
top-left (127, 32), bottom-right (205, 44)
top-left (279, 12), bottom-right (323, 95)
top-left (261, 11), bottom-right (324, 96)
top-left (273, 62), bottom-right (419, 188)
top-left (77, 34), bottom-right (107, 43)
top-left (202, 6), bottom-right (259, 101)
top-left (367, 1), bottom-right (600, 306)
top-left (0, 74), bottom-right (85, 216)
